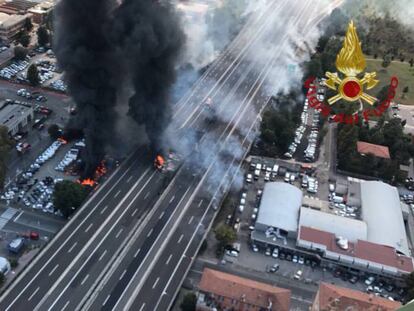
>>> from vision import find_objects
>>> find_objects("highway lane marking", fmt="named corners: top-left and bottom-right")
top-left (169, 195), bottom-right (175, 203)
top-left (144, 191), bottom-right (150, 200)
top-left (166, 254), bottom-right (173, 265)
top-left (152, 277), bottom-right (160, 289)
top-left (178, 234), bottom-right (184, 244)
top-left (35, 169), bottom-right (155, 311)
top-left (139, 302), bottom-right (146, 311)
top-left (48, 264), bottom-right (59, 277)
top-left (2, 160), bottom-right (146, 311)
top-left (158, 211), bottom-right (165, 220)
top-left (147, 228), bottom-right (153, 238)
top-left (103, 295), bottom-right (111, 306)
top-left (61, 300), bottom-right (70, 311)
top-left (115, 228), bottom-right (123, 239)
top-left (119, 269), bottom-right (127, 281)
top-left (100, 205), bottom-right (109, 215)
top-left (197, 199), bottom-right (203, 207)
top-left (28, 287), bottom-right (39, 301)
top-left (114, 190), bottom-right (121, 198)
top-left (188, 216), bottom-right (194, 225)
top-left (131, 209), bottom-right (138, 217)
top-left (81, 274), bottom-right (89, 286)
top-left (98, 250), bottom-right (107, 262)
top-left (134, 248), bottom-right (141, 258)
top-left (68, 242), bottom-right (77, 253)
top-left (84, 223), bottom-right (93, 233)
top-left (126, 175), bottom-right (133, 183)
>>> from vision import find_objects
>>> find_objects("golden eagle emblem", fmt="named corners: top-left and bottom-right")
top-left (324, 21), bottom-right (379, 105)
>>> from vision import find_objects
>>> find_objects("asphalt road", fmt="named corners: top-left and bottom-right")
top-left (0, 1), bottom-right (343, 310)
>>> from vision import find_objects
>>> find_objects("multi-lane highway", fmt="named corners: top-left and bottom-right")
top-left (0, 1), bottom-right (343, 310)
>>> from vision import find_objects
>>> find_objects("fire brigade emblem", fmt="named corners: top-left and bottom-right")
top-left (324, 21), bottom-right (379, 105)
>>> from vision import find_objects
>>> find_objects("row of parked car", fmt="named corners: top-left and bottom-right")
top-left (17, 88), bottom-right (48, 102)
top-left (0, 60), bottom-right (29, 80)
top-left (51, 79), bottom-right (67, 92)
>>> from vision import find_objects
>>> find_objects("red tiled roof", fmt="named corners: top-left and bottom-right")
top-left (198, 268), bottom-right (290, 311)
top-left (316, 282), bottom-right (401, 311)
top-left (357, 141), bottom-right (390, 159)
top-left (299, 226), bottom-right (414, 273)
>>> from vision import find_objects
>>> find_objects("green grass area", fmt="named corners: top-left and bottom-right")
top-left (365, 58), bottom-right (414, 105)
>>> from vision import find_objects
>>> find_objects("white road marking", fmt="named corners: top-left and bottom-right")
top-left (68, 242), bottom-right (77, 253)
top-left (166, 254), bottom-right (173, 265)
top-left (152, 277), bottom-right (160, 289)
top-left (197, 199), bottom-right (203, 207)
top-left (139, 303), bottom-right (146, 311)
top-left (48, 264), bottom-right (59, 277)
top-left (119, 269), bottom-right (127, 280)
top-left (114, 190), bottom-right (121, 198)
top-left (84, 223), bottom-right (93, 233)
top-left (61, 300), bottom-right (70, 311)
top-left (158, 211), bottom-right (165, 220)
top-left (28, 287), bottom-right (39, 301)
top-left (147, 228), bottom-right (153, 238)
top-left (127, 175), bottom-right (133, 183)
top-left (80, 274), bottom-right (89, 286)
top-left (100, 205), bottom-right (108, 215)
top-left (116, 228), bottom-right (123, 238)
top-left (188, 216), bottom-right (194, 225)
top-left (178, 234), bottom-right (184, 244)
top-left (131, 209), bottom-right (138, 217)
top-left (98, 250), bottom-right (107, 261)
top-left (134, 248), bottom-right (141, 258)
top-left (169, 195), bottom-right (175, 203)
top-left (144, 191), bottom-right (150, 200)
top-left (13, 211), bottom-right (23, 222)
top-left (103, 295), bottom-right (111, 306)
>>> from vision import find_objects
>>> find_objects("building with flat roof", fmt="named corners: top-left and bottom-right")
top-left (254, 182), bottom-right (302, 238)
top-left (28, 1), bottom-right (53, 24)
top-left (0, 12), bottom-right (31, 43)
top-left (311, 282), bottom-right (401, 311)
top-left (360, 181), bottom-right (410, 255)
top-left (196, 268), bottom-right (291, 311)
top-left (299, 207), bottom-right (368, 243)
top-left (0, 101), bottom-right (33, 135)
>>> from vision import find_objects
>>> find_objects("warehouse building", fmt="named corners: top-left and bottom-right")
top-left (254, 182), bottom-right (302, 239)
top-left (0, 101), bottom-right (33, 135)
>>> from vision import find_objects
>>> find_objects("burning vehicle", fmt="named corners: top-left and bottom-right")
top-left (154, 152), bottom-right (180, 172)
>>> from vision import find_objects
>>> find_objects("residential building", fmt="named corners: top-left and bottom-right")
top-left (311, 282), bottom-right (401, 311)
top-left (197, 268), bottom-right (291, 311)
top-left (28, 1), bottom-right (54, 24)
top-left (0, 12), bottom-right (31, 43)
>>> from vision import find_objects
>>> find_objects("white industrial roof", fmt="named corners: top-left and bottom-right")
top-left (256, 182), bottom-right (302, 232)
top-left (361, 181), bottom-right (410, 255)
top-left (299, 207), bottom-right (368, 242)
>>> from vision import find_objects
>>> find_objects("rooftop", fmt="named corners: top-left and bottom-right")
top-left (315, 282), bottom-right (401, 311)
top-left (198, 268), bottom-right (290, 311)
top-left (357, 141), bottom-right (391, 159)
top-left (298, 226), bottom-right (414, 274)
top-left (0, 102), bottom-right (32, 131)
top-left (256, 182), bottom-right (302, 232)
top-left (0, 12), bottom-right (29, 29)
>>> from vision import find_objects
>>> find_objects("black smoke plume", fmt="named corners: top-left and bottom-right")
top-left (111, 0), bottom-right (184, 152)
top-left (54, 0), bottom-right (184, 175)
top-left (54, 0), bottom-right (118, 176)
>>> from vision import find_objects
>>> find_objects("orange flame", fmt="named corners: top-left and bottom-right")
top-left (154, 155), bottom-right (165, 169)
top-left (81, 178), bottom-right (95, 186)
top-left (58, 138), bottom-right (68, 144)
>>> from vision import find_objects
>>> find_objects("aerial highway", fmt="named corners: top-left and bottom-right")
top-left (0, 1), bottom-right (343, 310)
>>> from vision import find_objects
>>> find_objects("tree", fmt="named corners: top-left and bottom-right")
top-left (53, 181), bottom-right (90, 218)
top-left (18, 31), bottom-right (30, 47)
top-left (409, 58), bottom-right (414, 67)
top-left (215, 225), bottom-right (236, 248)
top-left (8, 258), bottom-right (18, 268)
top-left (24, 17), bottom-right (33, 31)
top-left (180, 292), bottom-right (197, 311)
top-left (0, 126), bottom-right (13, 190)
top-left (0, 272), bottom-right (4, 288)
top-left (27, 64), bottom-right (40, 86)
top-left (382, 54), bottom-right (391, 68)
top-left (48, 124), bottom-right (61, 140)
top-left (37, 26), bottom-right (50, 47)
top-left (13, 46), bottom-right (27, 61)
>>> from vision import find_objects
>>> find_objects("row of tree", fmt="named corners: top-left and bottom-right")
top-left (17, 23), bottom-right (50, 48)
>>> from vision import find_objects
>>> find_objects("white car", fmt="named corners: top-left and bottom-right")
top-left (294, 270), bottom-right (303, 280)
top-left (365, 276), bottom-right (375, 286)
top-left (264, 172), bottom-right (270, 182)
